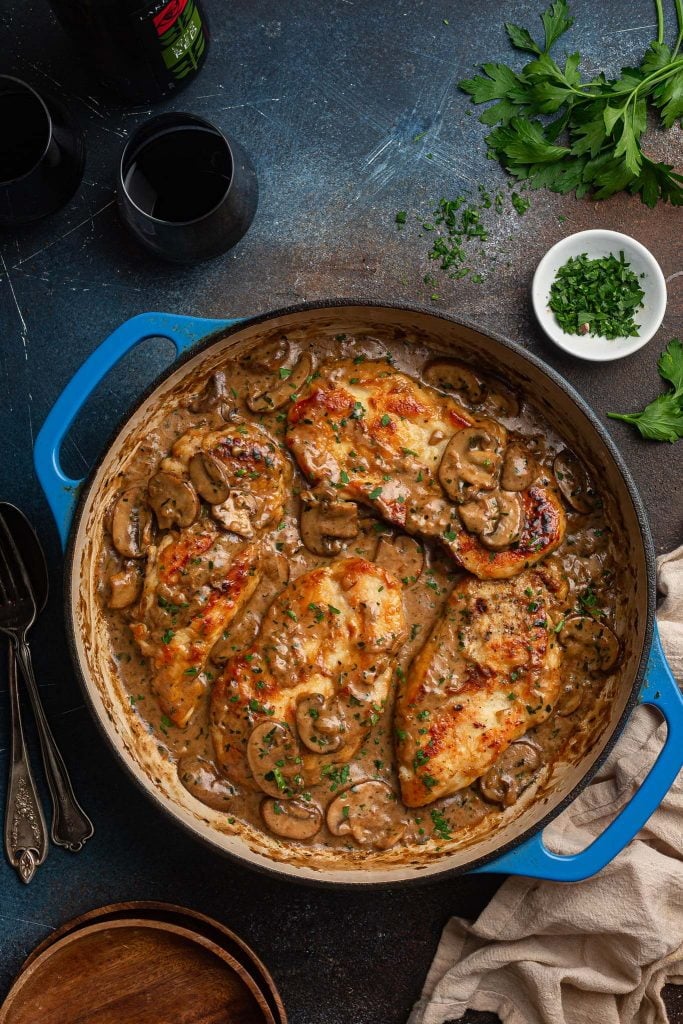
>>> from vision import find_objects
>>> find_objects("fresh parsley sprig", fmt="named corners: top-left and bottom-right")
top-left (608, 339), bottom-right (683, 441)
top-left (459, 0), bottom-right (683, 207)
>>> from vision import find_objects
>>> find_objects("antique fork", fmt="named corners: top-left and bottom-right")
top-left (0, 508), bottom-right (93, 865)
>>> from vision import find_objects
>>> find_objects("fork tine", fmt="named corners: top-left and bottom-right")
top-left (0, 512), bottom-right (32, 604)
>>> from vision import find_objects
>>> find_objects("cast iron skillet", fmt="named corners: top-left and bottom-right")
top-left (34, 300), bottom-right (683, 886)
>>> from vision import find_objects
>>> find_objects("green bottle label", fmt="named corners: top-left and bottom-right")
top-left (136, 0), bottom-right (207, 83)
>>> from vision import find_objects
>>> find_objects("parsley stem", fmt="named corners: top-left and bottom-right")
top-left (673, 0), bottom-right (683, 56)
top-left (655, 0), bottom-right (665, 44)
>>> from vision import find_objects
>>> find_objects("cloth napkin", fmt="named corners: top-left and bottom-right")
top-left (409, 545), bottom-right (683, 1024)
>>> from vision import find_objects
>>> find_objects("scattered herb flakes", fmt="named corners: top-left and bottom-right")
top-left (549, 251), bottom-right (645, 339)
top-left (159, 714), bottom-right (172, 734)
top-left (511, 191), bottom-right (530, 215)
top-left (608, 339), bottom-right (683, 442)
top-left (459, 0), bottom-right (683, 208)
top-left (430, 807), bottom-right (453, 841)
top-left (395, 186), bottom-right (532, 289)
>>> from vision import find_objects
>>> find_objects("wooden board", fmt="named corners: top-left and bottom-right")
top-left (0, 919), bottom-right (272, 1024)
top-left (20, 902), bottom-right (286, 1024)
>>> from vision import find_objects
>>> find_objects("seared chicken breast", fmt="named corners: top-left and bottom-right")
top-left (210, 556), bottom-right (407, 792)
top-left (286, 359), bottom-right (565, 578)
top-left (395, 570), bottom-right (562, 807)
top-left (130, 526), bottom-right (262, 728)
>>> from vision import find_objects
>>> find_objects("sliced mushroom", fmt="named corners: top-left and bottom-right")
top-left (296, 694), bottom-right (345, 753)
top-left (246, 721), bottom-right (304, 798)
top-left (246, 351), bottom-right (313, 413)
top-left (261, 797), bottom-right (322, 840)
top-left (108, 563), bottom-right (143, 609)
top-left (177, 755), bottom-right (237, 812)
top-left (459, 491), bottom-right (523, 549)
top-left (479, 741), bottom-right (541, 806)
top-left (438, 427), bottom-right (503, 499)
top-left (189, 451), bottom-right (231, 504)
top-left (300, 494), bottom-right (359, 556)
top-left (240, 336), bottom-right (290, 373)
top-left (559, 616), bottom-right (619, 672)
top-left (111, 486), bottom-right (153, 558)
top-left (423, 360), bottom-right (486, 405)
top-left (555, 680), bottom-right (584, 717)
top-left (553, 450), bottom-right (598, 513)
top-left (481, 385), bottom-right (520, 419)
top-left (189, 370), bottom-right (235, 420)
top-left (147, 471), bottom-right (200, 529)
top-left (477, 417), bottom-right (508, 448)
top-left (374, 534), bottom-right (424, 584)
top-left (211, 491), bottom-right (258, 537)
top-left (326, 780), bottom-right (407, 850)
top-left (501, 444), bottom-right (537, 491)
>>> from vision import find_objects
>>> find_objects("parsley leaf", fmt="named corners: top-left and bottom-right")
top-left (460, 0), bottom-right (683, 207)
top-left (608, 339), bottom-right (683, 442)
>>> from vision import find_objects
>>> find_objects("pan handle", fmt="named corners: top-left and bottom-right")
top-left (473, 625), bottom-right (682, 881)
top-left (34, 312), bottom-right (243, 549)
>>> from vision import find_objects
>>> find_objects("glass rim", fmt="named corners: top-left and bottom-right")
top-left (0, 75), bottom-right (53, 187)
top-left (118, 112), bottom-right (236, 228)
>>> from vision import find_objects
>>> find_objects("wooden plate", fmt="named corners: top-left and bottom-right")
top-left (20, 902), bottom-right (286, 1023)
top-left (0, 918), bottom-right (275, 1024)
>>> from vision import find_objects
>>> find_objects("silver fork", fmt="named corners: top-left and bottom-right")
top-left (0, 515), bottom-right (93, 858)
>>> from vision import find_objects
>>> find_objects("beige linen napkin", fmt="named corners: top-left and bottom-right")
top-left (409, 545), bottom-right (683, 1024)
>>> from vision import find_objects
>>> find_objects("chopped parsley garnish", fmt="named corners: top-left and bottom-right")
top-left (430, 808), bottom-right (453, 841)
top-left (161, 629), bottom-right (174, 645)
top-left (549, 252), bottom-right (645, 339)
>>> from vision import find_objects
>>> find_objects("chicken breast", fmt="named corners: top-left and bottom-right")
top-left (130, 526), bottom-right (262, 728)
top-left (395, 570), bottom-right (562, 807)
top-left (165, 421), bottom-right (290, 537)
top-left (210, 556), bottom-right (407, 792)
top-left (286, 359), bottom-right (565, 578)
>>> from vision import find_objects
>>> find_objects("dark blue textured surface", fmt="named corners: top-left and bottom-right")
top-left (0, 1), bottom-right (681, 1021)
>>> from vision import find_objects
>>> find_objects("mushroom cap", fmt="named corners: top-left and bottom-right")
top-left (479, 740), bottom-right (541, 806)
top-left (240, 336), bottom-right (291, 373)
top-left (501, 444), bottom-right (538, 491)
top-left (559, 616), bottom-right (619, 672)
top-left (299, 495), bottom-right (359, 556)
top-left (326, 780), bottom-right (407, 850)
top-left (111, 486), bottom-right (153, 559)
top-left (295, 693), bottom-right (345, 753)
top-left (246, 721), bottom-right (304, 798)
top-left (189, 450), bottom-right (232, 504)
top-left (177, 755), bottom-right (237, 812)
top-left (189, 370), bottom-right (235, 420)
top-left (553, 450), bottom-right (598, 513)
top-left (260, 797), bottom-right (323, 840)
top-left (459, 491), bottom-right (523, 550)
top-left (438, 426), bottom-right (503, 499)
top-left (423, 359), bottom-right (486, 405)
top-left (147, 471), bottom-right (200, 529)
top-left (108, 563), bottom-right (143, 609)
top-left (247, 351), bottom-right (314, 413)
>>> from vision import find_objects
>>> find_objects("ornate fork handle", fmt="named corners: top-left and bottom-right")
top-left (5, 646), bottom-right (48, 882)
top-left (14, 637), bottom-right (94, 852)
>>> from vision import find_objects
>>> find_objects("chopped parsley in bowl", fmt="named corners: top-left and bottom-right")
top-left (532, 229), bottom-right (667, 362)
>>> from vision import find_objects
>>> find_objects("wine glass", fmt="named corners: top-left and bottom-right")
top-left (0, 75), bottom-right (85, 228)
top-left (117, 111), bottom-right (258, 263)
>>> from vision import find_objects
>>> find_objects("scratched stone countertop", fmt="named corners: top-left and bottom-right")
top-left (0, 1), bottom-right (682, 1022)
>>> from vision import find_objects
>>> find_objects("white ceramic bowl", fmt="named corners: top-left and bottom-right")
top-left (532, 229), bottom-right (667, 362)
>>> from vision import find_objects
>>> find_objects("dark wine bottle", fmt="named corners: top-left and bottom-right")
top-left (46, 0), bottom-right (210, 103)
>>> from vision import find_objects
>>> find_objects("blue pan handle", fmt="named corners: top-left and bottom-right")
top-left (474, 624), bottom-right (682, 881)
top-left (34, 312), bottom-right (242, 548)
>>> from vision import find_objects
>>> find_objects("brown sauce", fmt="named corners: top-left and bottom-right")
top-left (97, 331), bottom-right (627, 858)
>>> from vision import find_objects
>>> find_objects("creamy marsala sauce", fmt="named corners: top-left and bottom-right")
top-left (98, 330), bottom-right (627, 857)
